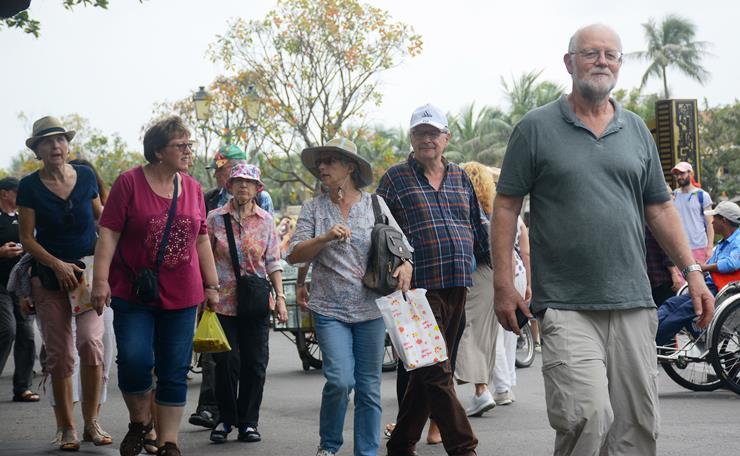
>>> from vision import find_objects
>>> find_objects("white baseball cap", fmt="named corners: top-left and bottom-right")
top-left (410, 103), bottom-right (448, 131)
top-left (705, 201), bottom-right (740, 224)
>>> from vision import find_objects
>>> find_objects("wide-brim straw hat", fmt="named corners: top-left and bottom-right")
top-left (301, 137), bottom-right (373, 188)
top-left (25, 116), bottom-right (76, 150)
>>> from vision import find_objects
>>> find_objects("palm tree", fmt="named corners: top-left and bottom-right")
top-left (630, 15), bottom-right (711, 98)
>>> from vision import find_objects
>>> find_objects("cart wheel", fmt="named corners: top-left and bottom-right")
top-left (710, 301), bottom-right (740, 395)
top-left (515, 323), bottom-right (535, 368)
top-left (662, 329), bottom-right (723, 391)
top-left (298, 331), bottom-right (323, 370)
top-left (189, 351), bottom-right (203, 375)
top-left (382, 332), bottom-right (398, 372)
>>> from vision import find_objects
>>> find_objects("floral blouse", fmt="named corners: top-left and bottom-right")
top-left (207, 203), bottom-right (282, 316)
top-left (288, 192), bottom-right (412, 323)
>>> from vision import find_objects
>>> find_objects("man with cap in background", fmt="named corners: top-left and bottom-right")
top-left (656, 200), bottom-right (740, 345)
top-left (377, 103), bottom-right (489, 456)
top-left (0, 176), bottom-right (38, 403)
top-left (672, 161), bottom-right (714, 264)
top-left (205, 144), bottom-right (274, 214)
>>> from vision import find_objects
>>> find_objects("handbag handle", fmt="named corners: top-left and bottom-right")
top-left (222, 213), bottom-right (242, 278)
top-left (371, 194), bottom-right (388, 225)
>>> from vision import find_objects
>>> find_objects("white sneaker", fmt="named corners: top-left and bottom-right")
top-left (316, 448), bottom-right (335, 456)
top-left (465, 390), bottom-right (495, 417)
top-left (494, 390), bottom-right (514, 406)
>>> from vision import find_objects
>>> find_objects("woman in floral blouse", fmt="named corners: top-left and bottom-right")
top-left (287, 138), bottom-right (412, 456)
top-left (206, 163), bottom-right (287, 444)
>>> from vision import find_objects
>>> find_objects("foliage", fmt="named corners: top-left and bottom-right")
top-left (612, 88), bottom-right (659, 122)
top-left (699, 101), bottom-right (740, 199)
top-left (207, 0), bottom-right (422, 191)
top-left (1, 1), bottom-right (141, 38)
top-left (628, 14), bottom-right (711, 99)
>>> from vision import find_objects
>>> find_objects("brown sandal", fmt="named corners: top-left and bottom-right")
top-left (83, 419), bottom-right (113, 446)
top-left (120, 421), bottom-right (153, 456)
top-left (59, 427), bottom-right (80, 452)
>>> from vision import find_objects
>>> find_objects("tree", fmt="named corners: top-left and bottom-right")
top-left (1, 1), bottom-right (142, 38)
top-left (699, 101), bottom-right (740, 199)
top-left (629, 14), bottom-right (711, 99)
top-left (208, 0), bottom-right (422, 191)
top-left (612, 88), bottom-right (659, 122)
top-left (501, 69), bottom-right (564, 125)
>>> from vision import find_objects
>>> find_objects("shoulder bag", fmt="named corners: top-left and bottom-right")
top-left (223, 213), bottom-right (272, 319)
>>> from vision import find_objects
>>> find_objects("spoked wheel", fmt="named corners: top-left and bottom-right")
top-left (189, 351), bottom-right (203, 375)
top-left (661, 329), bottom-right (723, 391)
top-left (382, 332), bottom-right (398, 372)
top-left (515, 323), bottom-right (535, 368)
top-left (297, 331), bottom-right (323, 371)
top-left (710, 301), bottom-right (740, 395)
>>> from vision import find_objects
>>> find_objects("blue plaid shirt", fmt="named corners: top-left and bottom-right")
top-left (376, 154), bottom-right (490, 290)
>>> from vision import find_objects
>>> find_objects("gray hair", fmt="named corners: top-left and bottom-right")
top-left (568, 24), bottom-right (622, 53)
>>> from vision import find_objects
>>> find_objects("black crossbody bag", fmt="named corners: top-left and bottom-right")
top-left (223, 213), bottom-right (271, 319)
top-left (119, 175), bottom-right (178, 305)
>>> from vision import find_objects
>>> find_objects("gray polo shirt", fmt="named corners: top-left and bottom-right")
top-left (498, 95), bottom-right (670, 312)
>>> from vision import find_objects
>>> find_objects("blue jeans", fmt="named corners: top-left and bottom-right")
top-left (313, 313), bottom-right (385, 456)
top-left (111, 297), bottom-right (196, 406)
top-left (656, 294), bottom-right (699, 346)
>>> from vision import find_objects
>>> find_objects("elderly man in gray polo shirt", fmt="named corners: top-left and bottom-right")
top-left (492, 24), bottom-right (714, 455)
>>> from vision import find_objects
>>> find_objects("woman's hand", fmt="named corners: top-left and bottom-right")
top-left (321, 223), bottom-right (351, 243)
top-left (393, 261), bottom-right (413, 293)
top-left (53, 260), bottom-right (84, 291)
top-left (90, 279), bottom-right (111, 316)
top-left (204, 288), bottom-right (220, 311)
top-left (275, 296), bottom-right (288, 323)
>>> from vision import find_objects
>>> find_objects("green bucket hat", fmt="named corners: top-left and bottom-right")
top-left (207, 144), bottom-right (247, 169)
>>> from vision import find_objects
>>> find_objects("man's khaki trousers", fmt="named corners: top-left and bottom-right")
top-left (539, 308), bottom-right (659, 456)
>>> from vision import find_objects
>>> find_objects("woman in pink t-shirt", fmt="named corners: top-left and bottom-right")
top-left (91, 116), bottom-right (219, 456)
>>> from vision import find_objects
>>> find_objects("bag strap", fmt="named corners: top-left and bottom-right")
top-left (223, 213), bottom-right (242, 278)
top-left (155, 174), bottom-right (179, 272)
top-left (371, 194), bottom-right (387, 225)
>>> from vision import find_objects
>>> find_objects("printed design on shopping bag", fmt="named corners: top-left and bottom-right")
top-left (377, 288), bottom-right (448, 371)
top-left (68, 256), bottom-right (95, 316)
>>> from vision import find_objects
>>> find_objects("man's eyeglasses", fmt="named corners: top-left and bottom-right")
top-left (315, 156), bottom-right (343, 167)
top-left (570, 49), bottom-right (623, 64)
top-left (166, 141), bottom-right (195, 152)
top-left (63, 198), bottom-right (75, 225)
top-left (411, 129), bottom-right (448, 140)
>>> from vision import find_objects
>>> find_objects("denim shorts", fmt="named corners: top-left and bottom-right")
top-left (111, 297), bottom-right (196, 406)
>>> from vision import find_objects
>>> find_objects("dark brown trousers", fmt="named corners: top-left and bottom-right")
top-left (387, 287), bottom-right (478, 456)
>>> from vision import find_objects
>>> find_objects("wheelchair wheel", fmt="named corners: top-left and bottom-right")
top-left (661, 329), bottom-right (723, 391)
top-left (382, 333), bottom-right (398, 372)
top-left (515, 323), bottom-right (535, 368)
top-left (709, 301), bottom-right (740, 395)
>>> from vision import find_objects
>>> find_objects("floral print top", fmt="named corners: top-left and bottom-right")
top-left (288, 192), bottom-right (412, 323)
top-left (207, 202), bottom-right (282, 316)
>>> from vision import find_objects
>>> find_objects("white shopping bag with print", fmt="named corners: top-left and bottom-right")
top-left (375, 288), bottom-right (448, 371)
top-left (67, 256), bottom-right (95, 316)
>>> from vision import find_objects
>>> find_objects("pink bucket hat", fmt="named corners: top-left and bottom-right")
top-left (228, 163), bottom-right (265, 192)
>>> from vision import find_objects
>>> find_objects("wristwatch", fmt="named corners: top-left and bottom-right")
top-left (204, 284), bottom-right (221, 291)
top-left (276, 293), bottom-right (286, 300)
top-left (681, 263), bottom-right (703, 277)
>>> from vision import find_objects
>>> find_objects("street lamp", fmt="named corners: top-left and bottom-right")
top-left (193, 86), bottom-right (210, 122)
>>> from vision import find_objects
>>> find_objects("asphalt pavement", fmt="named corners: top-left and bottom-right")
top-left (1, 328), bottom-right (739, 455)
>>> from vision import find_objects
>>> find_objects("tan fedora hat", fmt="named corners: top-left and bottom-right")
top-left (301, 137), bottom-right (373, 188)
top-left (25, 116), bottom-right (76, 150)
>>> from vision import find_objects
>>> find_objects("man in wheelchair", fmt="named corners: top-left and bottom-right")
top-left (656, 201), bottom-right (740, 345)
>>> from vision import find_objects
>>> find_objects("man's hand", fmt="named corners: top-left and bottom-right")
top-left (393, 261), bottom-right (412, 293)
top-left (686, 272), bottom-right (715, 328)
top-left (275, 296), bottom-right (289, 323)
top-left (494, 284), bottom-right (531, 335)
top-left (0, 242), bottom-right (22, 259)
top-left (296, 284), bottom-right (309, 310)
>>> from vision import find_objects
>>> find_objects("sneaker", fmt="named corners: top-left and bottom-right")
top-left (189, 410), bottom-right (216, 428)
top-left (465, 390), bottom-right (495, 417)
top-left (494, 390), bottom-right (514, 406)
top-left (534, 342), bottom-right (542, 352)
top-left (209, 423), bottom-right (232, 444)
top-left (238, 426), bottom-right (261, 442)
top-left (316, 448), bottom-right (336, 456)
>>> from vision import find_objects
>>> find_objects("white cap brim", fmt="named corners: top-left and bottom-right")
top-left (410, 119), bottom-right (447, 131)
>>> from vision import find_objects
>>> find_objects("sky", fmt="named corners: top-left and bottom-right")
top-left (1, 0), bottom-right (738, 170)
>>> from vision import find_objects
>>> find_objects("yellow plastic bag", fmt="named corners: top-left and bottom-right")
top-left (193, 309), bottom-right (231, 353)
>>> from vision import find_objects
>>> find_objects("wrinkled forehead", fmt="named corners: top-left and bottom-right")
top-left (570, 25), bottom-right (622, 51)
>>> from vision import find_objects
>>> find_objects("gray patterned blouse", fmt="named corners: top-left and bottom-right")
top-left (288, 192), bottom-right (412, 323)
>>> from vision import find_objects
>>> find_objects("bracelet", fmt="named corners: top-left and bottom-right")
top-left (204, 284), bottom-right (221, 291)
top-left (681, 263), bottom-right (703, 277)
top-left (276, 293), bottom-right (286, 299)
top-left (296, 282), bottom-right (306, 287)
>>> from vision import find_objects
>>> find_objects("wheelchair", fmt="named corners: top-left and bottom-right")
top-left (657, 280), bottom-right (740, 395)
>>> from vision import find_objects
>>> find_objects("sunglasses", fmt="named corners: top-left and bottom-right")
top-left (63, 198), bottom-right (75, 225)
top-left (315, 156), bottom-right (344, 167)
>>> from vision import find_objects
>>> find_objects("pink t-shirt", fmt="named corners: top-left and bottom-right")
top-left (100, 166), bottom-right (207, 310)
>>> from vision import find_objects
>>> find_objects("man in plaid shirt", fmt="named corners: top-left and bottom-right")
top-left (377, 103), bottom-right (488, 456)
